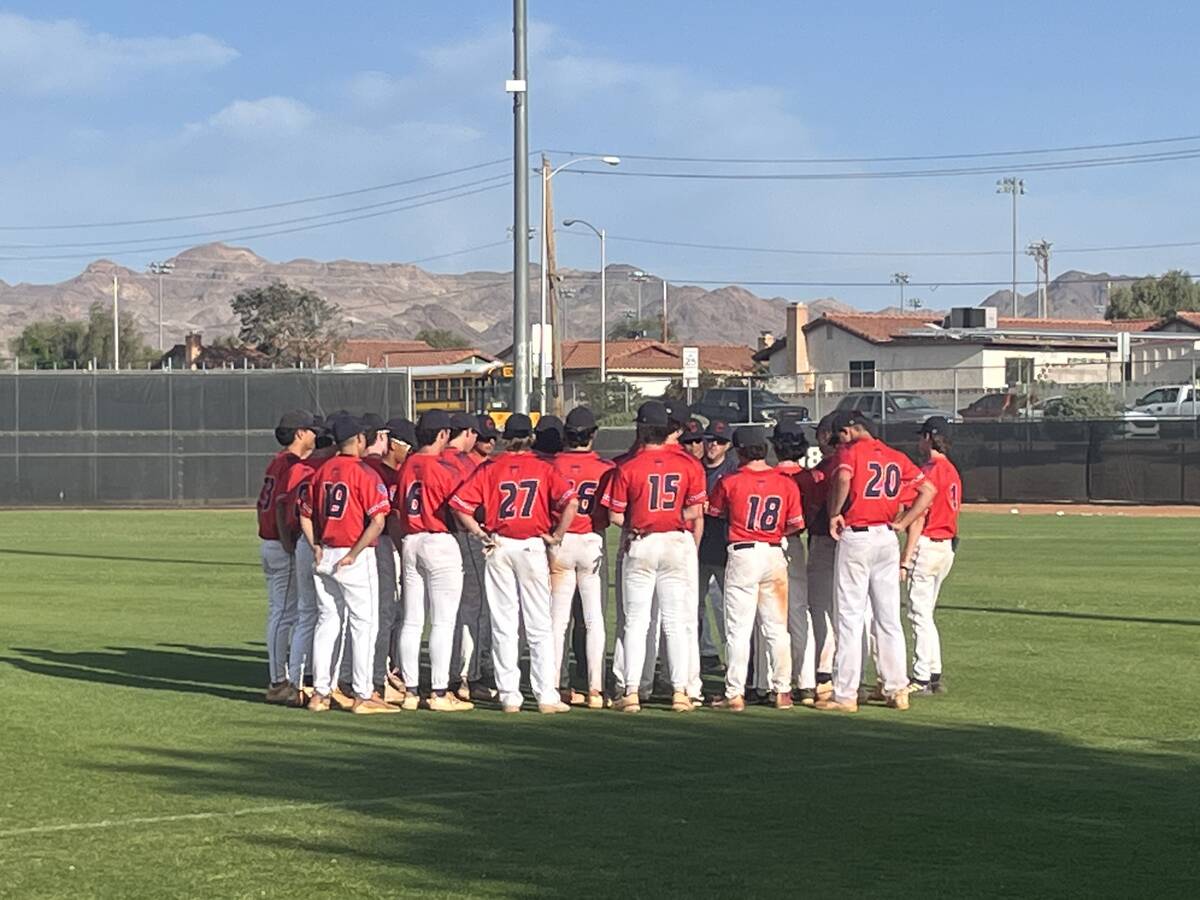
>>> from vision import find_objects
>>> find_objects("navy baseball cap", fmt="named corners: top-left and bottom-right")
top-left (636, 400), bottom-right (669, 426)
top-left (504, 412), bottom-right (534, 438)
top-left (329, 414), bottom-right (364, 445)
top-left (474, 414), bottom-right (500, 440)
top-left (705, 419), bottom-right (734, 443)
top-left (773, 420), bottom-right (807, 443)
top-left (417, 409), bottom-right (452, 433)
top-left (535, 414), bottom-right (564, 435)
top-left (679, 418), bottom-right (705, 444)
top-left (361, 412), bottom-right (387, 433)
top-left (449, 411), bottom-right (475, 432)
top-left (663, 398), bottom-right (689, 427)
top-left (564, 407), bottom-right (597, 431)
top-left (277, 409), bottom-right (322, 431)
top-left (919, 415), bottom-right (950, 436)
top-left (386, 417), bottom-right (417, 447)
top-left (829, 410), bottom-right (868, 432)
top-left (732, 425), bottom-right (768, 450)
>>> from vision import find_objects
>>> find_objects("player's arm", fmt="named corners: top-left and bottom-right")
top-left (601, 466), bottom-right (628, 529)
top-left (546, 497), bottom-right (579, 547)
top-left (685, 504), bottom-right (705, 547)
top-left (299, 512), bottom-right (320, 565)
top-left (386, 509), bottom-right (405, 547)
top-left (783, 482), bottom-right (805, 536)
top-left (274, 495), bottom-right (294, 554)
top-left (892, 476), bottom-right (936, 531)
top-left (449, 470), bottom-right (493, 546)
top-left (339, 512), bottom-right (387, 569)
top-left (827, 467), bottom-right (852, 539)
top-left (899, 513), bottom-right (925, 576)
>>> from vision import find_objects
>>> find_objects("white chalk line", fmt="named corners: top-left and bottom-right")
top-left (0, 748), bottom-right (1039, 840)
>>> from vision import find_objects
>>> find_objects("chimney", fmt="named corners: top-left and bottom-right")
top-left (184, 333), bottom-right (202, 369)
top-left (785, 303), bottom-right (809, 375)
top-left (758, 331), bottom-right (776, 351)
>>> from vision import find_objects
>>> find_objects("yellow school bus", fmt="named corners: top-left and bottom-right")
top-left (410, 362), bottom-right (537, 427)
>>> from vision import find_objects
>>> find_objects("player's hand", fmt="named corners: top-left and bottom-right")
top-left (829, 514), bottom-right (846, 540)
top-left (480, 532), bottom-right (497, 554)
top-left (541, 533), bottom-right (562, 547)
top-left (889, 520), bottom-right (906, 533)
top-left (900, 562), bottom-right (913, 582)
top-left (337, 552), bottom-right (358, 570)
top-left (312, 544), bottom-right (323, 567)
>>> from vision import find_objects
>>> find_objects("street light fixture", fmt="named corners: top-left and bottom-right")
top-left (890, 272), bottom-right (910, 310)
top-left (629, 269), bottom-right (650, 320)
top-left (997, 177), bottom-right (1026, 317)
top-left (148, 261), bottom-right (174, 351)
top-left (563, 218), bottom-right (608, 384)
top-left (537, 154), bottom-right (620, 408)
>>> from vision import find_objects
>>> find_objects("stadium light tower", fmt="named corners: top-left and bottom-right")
top-left (996, 177), bottom-right (1026, 317)
top-left (891, 272), bottom-right (910, 310)
top-left (148, 261), bottom-right (175, 351)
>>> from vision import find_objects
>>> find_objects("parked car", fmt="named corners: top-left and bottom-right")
top-left (958, 392), bottom-right (1028, 420)
top-left (1023, 395), bottom-right (1159, 438)
top-left (690, 387), bottom-right (809, 425)
top-left (834, 391), bottom-right (958, 425)
top-left (1130, 385), bottom-right (1199, 418)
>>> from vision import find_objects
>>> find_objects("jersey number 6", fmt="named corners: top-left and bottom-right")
top-left (404, 482), bottom-right (423, 516)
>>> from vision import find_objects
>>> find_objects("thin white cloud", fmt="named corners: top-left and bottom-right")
top-left (206, 97), bottom-right (316, 136)
top-left (0, 12), bottom-right (237, 96)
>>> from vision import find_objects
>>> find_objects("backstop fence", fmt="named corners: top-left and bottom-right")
top-left (0, 369), bottom-right (411, 506)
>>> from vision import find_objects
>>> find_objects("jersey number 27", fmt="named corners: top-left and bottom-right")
top-left (499, 480), bottom-right (539, 518)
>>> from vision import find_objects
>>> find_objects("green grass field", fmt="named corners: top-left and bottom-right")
top-left (0, 510), bottom-right (1197, 898)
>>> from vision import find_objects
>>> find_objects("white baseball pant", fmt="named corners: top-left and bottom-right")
top-left (832, 526), bottom-right (907, 702)
top-left (784, 536), bottom-right (816, 689)
top-left (907, 536), bottom-right (955, 681)
top-left (451, 532), bottom-right (491, 685)
top-left (723, 543), bottom-right (792, 698)
top-left (611, 537), bottom-right (661, 697)
top-left (549, 532), bottom-right (607, 694)
top-left (400, 532), bottom-right (463, 692)
top-left (697, 563), bottom-right (726, 658)
top-left (372, 535), bottom-right (400, 688)
top-left (287, 538), bottom-right (319, 690)
top-left (805, 536), bottom-right (838, 687)
top-left (260, 539), bottom-right (298, 684)
top-left (311, 546), bottom-right (378, 700)
top-left (684, 543), bottom-right (704, 700)
top-left (620, 531), bottom-right (694, 695)
top-left (486, 535), bottom-right (558, 708)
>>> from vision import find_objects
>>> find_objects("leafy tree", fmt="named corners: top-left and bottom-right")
top-left (230, 281), bottom-right (345, 365)
top-left (415, 328), bottom-right (471, 349)
top-left (81, 302), bottom-right (158, 369)
top-left (662, 368), bottom-right (720, 403)
top-left (608, 314), bottom-right (676, 341)
top-left (1043, 385), bottom-right (1123, 419)
top-left (9, 303), bottom-right (155, 368)
top-left (1106, 269), bottom-right (1200, 320)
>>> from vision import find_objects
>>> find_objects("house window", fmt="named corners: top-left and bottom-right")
top-left (1005, 357), bottom-right (1034, 385)
top-left (849, 360), bottom-right (875, 388)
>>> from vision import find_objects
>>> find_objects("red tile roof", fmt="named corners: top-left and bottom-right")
top-left (335, 340), bottom-right (494, 367)
top-left (1147, 311), bottom-right (1200, 331)
top-left (560, 340), bottom-right (756, 374)
top-left (804, 312), bottom-right (1159, 344)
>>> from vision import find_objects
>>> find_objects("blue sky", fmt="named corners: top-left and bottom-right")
top-left (3, 2), bottom-right (1200, 310)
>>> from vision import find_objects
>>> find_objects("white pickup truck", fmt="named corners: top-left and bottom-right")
top-left (1130, 385), bottom-right (1199, 418)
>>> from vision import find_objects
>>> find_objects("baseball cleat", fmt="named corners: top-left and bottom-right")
top-left (587, 692), bottom-right (605, 710)
top-left (774, 691), bottom-right (794, 710)
top-left (538, 701), bottom-right (571, 714)
top-left (330, 688), bottom-right (356, 711)
top-left (429, 693), bottom-right (474, 712)
top-left (289, 686), bottom-right (311, 708)
top-left (352, 697), bottom-right (401, 715)
top-left (712, 695), bottom-right (746, 712)
top-left (886, 690), bottom-right (910, 710)
top-left (865, 681), bottom-right (887, 703)
top-left (612, 694), bottom-right (641, 714)
top-left (671, 691), bottom-right (695, 713)
top-left (815, 681), bottom-right (834, 701)
top-left (907, 680), bottom-right (934, 696)
top-left (561, 689), bottom-right (588, 706)
top-left (793, 688), bottom-right (816, 707)
top-left (502, 704), bottom-right (522, 714)
top-left (400, 693), bottom-right (421, 711)
top-left (930, 678), bottom-right (948, 695)
top-left (264, 681), bottom-right (292, 704)
top-left (306, 692), bottom-right (331, 712)
top-left (468, 682), bottom-right (499, 702)
top-left (383, 681), bottom-right (407, 704)
top-left (814, 697), bottom-right (859, 713)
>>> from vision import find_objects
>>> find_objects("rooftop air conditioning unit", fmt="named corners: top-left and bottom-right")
top-left (946, 307), bottom-right (998, 329)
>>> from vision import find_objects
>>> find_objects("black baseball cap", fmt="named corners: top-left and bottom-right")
top-left (449, 411), bottom-right (476, 432)
top-left (535, 414), bottom-right (564, 435)
top-left (919, 415), bottom-right (950, 436)
top-left (417, 409), bottom-right (452, 433)
top-left (277, 409), bottom-right (322, 431)
top-left (504, 412), bottom-right (534, 438)
top-left (663, 398), bottom-right (689, 427)
top-left (329, 414), bottom-right (364, 445)
top-left (733, 425), bottom-right (768, 449)
top-left (564, 407), bottom-right (597, 431)
top-left (474, 414), bottom-right (500, 441)
top-left (679, 418), bottom-right (705, 444)
top-left (361, 412), bottom-right (387, 434)
top-left (636, 400), bottom-right (669, 426)
top-left (829, 410), bottom-right (869, 433)
top-left (773, 420), bottom-right (807, 443)
top-left (705, 419), bottom-right (734, 443)
top-left (386, 417), bottom-right (417, 447)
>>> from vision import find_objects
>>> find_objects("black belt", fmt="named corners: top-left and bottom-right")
top-left (731, 541), bottom-right (781, 550)
top-left (849, 525), bottom-right (873, 532)
top-left (927, 537), bottom-right (951, 543)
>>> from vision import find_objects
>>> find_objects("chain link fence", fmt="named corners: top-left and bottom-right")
top-left (0, 369), bottom-right (411, 506)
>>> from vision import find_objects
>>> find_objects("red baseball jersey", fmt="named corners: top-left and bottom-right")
top-left (602, 446), bottom-right (707, 534)
top-left (440, 447), bottom-right (477, 485)
top-left (833, 438), bottom-right (925, 528)
top-left (552, 451), bottom-right (616, 533)
top-left (920, 454), bottom-right (962, 539)
top-left (450, 451), bottom-right (575, 539)
top-left (708, 466), bottom-right (804, 544)
top-left (302, 454), bottom-right (389, 548)
top-left (394, 452), bottom-right (461, 535)
top-left (362, 455), bottom-right (400, 506)
top-left (280, 457), bottom-right (316, 540)
top-left (256, 450), bottom-right (299, 540)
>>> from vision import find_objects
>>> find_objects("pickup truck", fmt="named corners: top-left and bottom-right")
top-left (1130, 385), bottom-right (1199, 418)
top-left (835, 391), bottom-right (959, 425)
top-left (690, 387), bottom-right (809, 425)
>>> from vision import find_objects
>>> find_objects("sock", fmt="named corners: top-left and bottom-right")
top-left (930, 673), bottom-right (941, 683)
top-left (816, 673), bottom-right (832, 684)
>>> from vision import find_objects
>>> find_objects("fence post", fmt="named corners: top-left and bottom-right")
top-left (243, 369), bottom-right (251, 501)
top-left (623, 382), bottom-right (629, 413)
top-left (11, 358), bottom-right (18, 493)
top-left (953, 368), bottom-right (959, 417)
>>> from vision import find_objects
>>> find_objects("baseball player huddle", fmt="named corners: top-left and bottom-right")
top-left (255, 396), bottom-right (962, 715)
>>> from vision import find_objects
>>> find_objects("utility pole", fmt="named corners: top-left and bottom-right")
top-left (112, 275), bottom-right (120, 370)
top-left (631, 269), bottom-right (650, 321)
top-left (148, 261), bottom-right (174, 351)
top-left (1026, 239), bottom-right (1052, 318)
top-left (508, 0), bottom-right (530, 414)
top-left (661, 279), bottom-right (669, 342)
top-left (891, 272), bottom-right (910, 310)
top-left (997, 177), bottom-right (1025, 317)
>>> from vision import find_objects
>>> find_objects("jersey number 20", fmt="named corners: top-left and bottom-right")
top-left (863, 462), bottom-right (902, 499)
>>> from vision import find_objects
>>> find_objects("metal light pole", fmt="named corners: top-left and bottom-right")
top-left (148, 261), bottom-right (174, 351)
top-left (997, 177), bottom-right (1025, 317)
top-left (508, 0), bottom-right (530, 413)
top-left (891, 272), bottom-right (910, 310)
top-left (661, 278), bottom-right (668, 341)
top-left (112, 275), bottom-right (120, 370)
top-left (538, 153), bottom-right (619, 408)
top-left (563, 219), bottom-right (607, 384)
top-left (630, 269), bottom-right (650, 320)
top-left (1026, 239), bottom-right (1052, 318)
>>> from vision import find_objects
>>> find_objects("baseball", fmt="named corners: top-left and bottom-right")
top-left (1056, 510), bottom-right (1064, 517)
top-left (1009, 507), bottom-right (1019, 514)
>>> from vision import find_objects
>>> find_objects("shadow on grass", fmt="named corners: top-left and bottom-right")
top-left (942, 604), bottom-right (1200, 627)
top-left (86, 712), bottom-right (1199, 896)
top-left (0, 547), bottom-right (259, 568)
top-left (1, 646), bottom-right (263, 702)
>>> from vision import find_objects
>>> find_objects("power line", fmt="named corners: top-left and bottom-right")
top-left (546, 132), bottom-right (1200, 164)
top-left (0, 158), bottom-right (512, 232)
